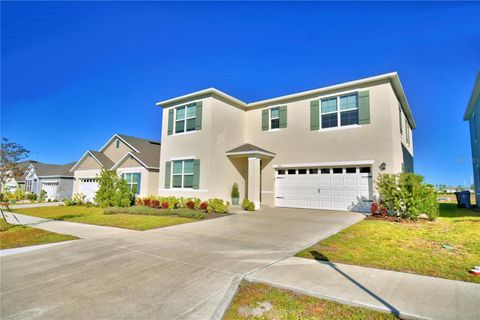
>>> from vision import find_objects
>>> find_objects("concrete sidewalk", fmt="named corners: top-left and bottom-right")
top-left (3, 202), bottom-right (64, 209)
top-left (2, 211), bottom-right (136, 239)
top-left (247, 257), bottom-right (480, 320)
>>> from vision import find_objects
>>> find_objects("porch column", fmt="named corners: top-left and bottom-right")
top-left (248, 157), bottom-right (261, 210)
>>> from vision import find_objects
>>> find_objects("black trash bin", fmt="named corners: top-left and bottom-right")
top-left (454, 191), bottom-right (471, 209)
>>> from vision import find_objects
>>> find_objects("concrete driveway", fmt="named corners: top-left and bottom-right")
top-left (0, 207), bottom-right (364, 320)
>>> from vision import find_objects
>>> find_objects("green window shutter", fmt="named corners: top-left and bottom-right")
top-left (310, 100), bottom-right (319, 130)
top-left (136, 173), bottom-right (141, 195)
top-left (195, 101), bottom-right (203, 130)
top-left (358, 91), bottom-right (370, 125)
top-left (279, 105), bottom-right (287, 128)
top-left (193, 159), bottom-right (200, 190)
top-left (167, 109), bottom-right (174, 135)
top-left (261, 109), bottom-right (269, 131)
top-left (164, 161), bottom-right (171, 189)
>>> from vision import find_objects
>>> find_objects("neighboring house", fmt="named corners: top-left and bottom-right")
top-left (70, 134), bottom-right (161, 201)
top-left (464, 71), bottom-right (480, 205)
top-left (156, 72), bottom-right (415, 211)
top-left (1, 160), bottom-right (38, 192)
top-left (24, 162), bottom-right (75, 200)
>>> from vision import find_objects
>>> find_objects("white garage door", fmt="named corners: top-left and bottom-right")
top-left (275, 166), bottom-right (372, 212)
top-left (42, 182), bottom-right (59, 201)
top-left (79, 178), bottom-right (99, 202)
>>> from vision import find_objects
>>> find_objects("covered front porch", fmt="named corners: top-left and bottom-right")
top-left (226, 143), bottom-right (276, 209)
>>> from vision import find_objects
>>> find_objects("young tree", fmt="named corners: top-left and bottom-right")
top-left (0, 138), bottom-right (30, 192)
top-left (95, 169), bottom-right (132, 207)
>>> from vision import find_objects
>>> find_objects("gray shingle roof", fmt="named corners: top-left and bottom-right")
top-left (117, 134), bottom-right (161, 168)
top-left (33, 162), bottom-right (76, 177)
top-left (89, 151), bottom-right (115, 169)
top-left (13, 160), bottom-right (38, 182)
top-left (226, 143), bottom-right (275, 155)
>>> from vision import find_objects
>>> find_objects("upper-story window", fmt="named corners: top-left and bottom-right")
top-left (175, 104), bottom-right (197, 134)
top-left (399, 104), bottom-right (403, 135)
top-left (116, 139), bottom-right (120, 148)
top-left (270, 107), bottom-right (280, 129)
top-left (405, 119), bottom-right (410, 145)
top-left (320, 93), bottom-right (358, 129)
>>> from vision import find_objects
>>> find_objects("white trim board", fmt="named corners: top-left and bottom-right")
top-left (111, 152), bottom-right (158, 170)
top-left (158, 188), bottom-right (209, 193)
top-left (99, 134), bottom-right (140, 153)
top-left (273, 160), bottom-right (374, 169)
top-left (226, 151), bottom-right (276, 157)
top-left (70, 151), bottom-right (104, 172)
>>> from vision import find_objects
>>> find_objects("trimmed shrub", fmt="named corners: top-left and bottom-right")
top-left (207, 198), bottom-right (230, 213)
top-left (376, 173), bottom-right (439, 220)
top-left (241, 198), bottom-right (255, 211)
top-left (200, 201), bottom-right (208, 211)
top-left (104, 206), bottom-right (206, 219)
top-left (170, 208), bottom-right (206, 219)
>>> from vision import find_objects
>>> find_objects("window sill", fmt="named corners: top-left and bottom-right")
top-left (319, 124), bottom-right (361, 132)
top-left (267, 128), bottom-right (282, 132)
top-left (170, 130), bottom-right (198, 137)
top-left (158, 188), bottom-right (208, 192)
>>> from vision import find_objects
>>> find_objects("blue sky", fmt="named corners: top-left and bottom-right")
top-left (1, 2), bottom-right (479, 186)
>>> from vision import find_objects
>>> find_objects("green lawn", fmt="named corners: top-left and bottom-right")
top-left (225, 281), bottom-right (397, 320)
top-left (0, 219), bottom-right (77, 250)
top-left (296, 203), bottom-right (480, 283)
top-left (13, 206), bottom-right (195, 231)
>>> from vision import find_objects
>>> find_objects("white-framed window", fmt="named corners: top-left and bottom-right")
top-left (320, 93), bottom-right (358, 129)
top-left (172, 159), bottom-right (194, 188)
top-left (122, 173), bottom-right (140, 195)
top-left (175, 104), bottom-right (196, 134)
top-left (473, 113), bottom-right (477, 143)
top-left (25, 180), bottom-right (32, 192)
top-left (270, 107), bottom-right (280, 129)
top-left (399, 104), bottom-right (403, 135)
top-left (406, 119), bottom-right (410, 145)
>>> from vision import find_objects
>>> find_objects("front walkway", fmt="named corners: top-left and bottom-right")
top-left (2, 211), bottom-right (136, 240)
top-left (247, 257), bottom-right (480, 320)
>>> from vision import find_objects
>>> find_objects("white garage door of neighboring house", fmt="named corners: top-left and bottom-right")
top-left (42, 182), bottom-right (59, 201)
top-left (79, 178), bottom-right (99, 202)
top-left (275, 166), bottom-right (372, 212)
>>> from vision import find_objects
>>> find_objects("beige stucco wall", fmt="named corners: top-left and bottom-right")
top-left (117, 157), bottom-right (159, 196)
top-left (158, 96), bottom-right (247, 201)
top-left (76, 156), bottom-right (102, 171)
top-left (158, 79), bottom-right (414, 206)
top-left (102, 138), bottom-right (134, 163)
top-left (244, 79), bottom-right (403, 205)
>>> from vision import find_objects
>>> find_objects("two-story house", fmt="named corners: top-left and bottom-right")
top-left (70, 134), bottom-right (161, 201)
top-left (156, 72), bottom-right (415, 211)
top-left (464, 72), bottom-right (480, 205)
